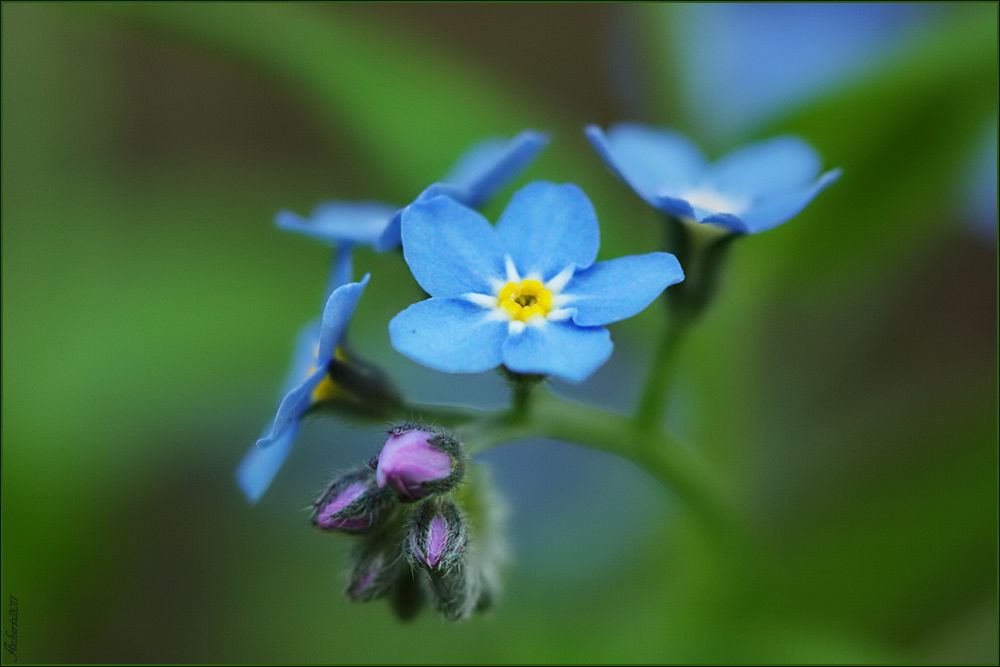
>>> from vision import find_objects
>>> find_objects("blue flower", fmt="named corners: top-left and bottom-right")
top-left (275, 130), bottom-right (549, 254)
top-left (586, 123), bottom-right (841, 234)
top-left (664, 4), bottom-right (935, 139)
top-left (388, 182), bottom-right (683, 383)
top-left (236, 276), bottom-right (369, 503)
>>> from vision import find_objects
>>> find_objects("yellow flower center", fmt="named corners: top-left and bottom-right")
top-left (309, 346), bottom-right (347, 403)
top-left (498, 280), bottom-right (553, 322)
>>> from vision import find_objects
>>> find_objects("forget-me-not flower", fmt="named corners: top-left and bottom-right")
top-left (389, 182), bottom-right (683, 383)
top-left (236, 276), bottom-right (369, 503)
top-left (586, 123), bottom-right (841, 234)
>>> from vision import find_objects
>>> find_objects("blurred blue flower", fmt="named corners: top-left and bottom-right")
top-left (663, 3), bottom-right (936, 139)
top-left (277, 202), bottom-right (396, 292)
top-left (586, 123), bottom-right (841, 234)
top-left (276, 130), bottom-right (549, 255)
top-left (236, 276), bottom-right (369, 503)
top-left (389, 182), bottom-right (683, 383)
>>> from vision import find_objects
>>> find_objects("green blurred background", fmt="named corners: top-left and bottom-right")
top-left (2, 3), bottom-right (996, 663)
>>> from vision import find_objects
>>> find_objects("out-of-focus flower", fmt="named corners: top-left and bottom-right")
top-left (662, 3), bottom-right (937, 139)
top-left (276, 130), bottom-right (549, 254)
top-left (277, 201), bottom-right (399, 250)
top-left (586, 123), bottom-right (840, 234)
top-left (374, 424), bottom-right (466, 502)
top-left (235, 276), bottom-right (369, 503)
top-left (277, 203), bottom-right (397, 291)
top-left (389, 182), bottom-right (683, 383)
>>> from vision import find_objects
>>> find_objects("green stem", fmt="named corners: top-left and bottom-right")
top-left (635, 314), bottom-right (691, 433)
top-left (530, 392), bottom-right (743, 548)
top-left (635, 218), bottom-right (736, 435)
top-left (503, 369), bottom-right (545, 416)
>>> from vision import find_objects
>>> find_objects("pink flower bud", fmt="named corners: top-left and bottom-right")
top-left (405, 499), bottom-right (467, 570)
top-left (312, 469), bottom-right (391, 533)
top-left (375, 425), bottom-right (464, 501)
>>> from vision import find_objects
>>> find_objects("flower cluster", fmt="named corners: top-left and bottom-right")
top-left (237, 123), bottom-right (838, 621)
top-left (313, 424), bottom-right (501, 621)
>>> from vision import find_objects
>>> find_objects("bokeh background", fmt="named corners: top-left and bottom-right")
top-left (2, 3), bottom-right (996, 663)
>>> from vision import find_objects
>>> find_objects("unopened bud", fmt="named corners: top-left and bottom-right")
top-left (375, 424), bottom-right (465, 501)
top-left (423, 562), bottom-right (481, 622)
top-left (405, 498), bottom-right (467, 571)
top-left (312, 468), bottom-right (392, 533)
top-left (345, 539), bottom-right (405, 603)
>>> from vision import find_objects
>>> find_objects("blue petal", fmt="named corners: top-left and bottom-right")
top-left (496, 182), bottom-right (600, 280)
top-left (323, 244), bottom-right (354, 299)
top-left (377, 211), bottom-right (403, 252)
top-left (401, 196), bottom-right (506, 297)
top-left (566, 253), bottom-right (684, 327)
top-left (317, 275), bottom-right (369, 363)
top-left (442, 130), bottom-right (550, 208)
top-left (502, 320), bottom-right (612, 383)
top-left (379, 131), bottom-right (548, 253)
top-left (254, 323), bottom-right (322, 450)
top-left (256, 372), bottom-right (324, 449)
top-left (654, 195), bottom-right (698, 221)
top-left (739, 168), bottom-right (842, 233)
top-left (389, 298), bottom-right (508, 373)
top-left (276, 202), bottom-right (397, 246)
top-left (586, 124), bottom-right (706, 205)
top-left (695, 212), bottom-right (752, 234)
top-left (708, 136), bottom-right (822, 198)
top-left (257, 276), bottom-right (369, 450)
top-left (377, 184), bottom-right (458, 252)
top-left (280, 321), bottom-right (323, 395)
top-left (236, 425), bottom-right (299, 503)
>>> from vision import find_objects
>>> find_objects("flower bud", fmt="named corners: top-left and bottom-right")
top-left (312, 468), bottom-right (392, 533)
top-left (404, 498), bottom-right (467, 571)
top-left (422, 562), bottom-right (481, 622)
top-left (375, 424), bottom-right (465, 502)
top-left (345, 539), bottom-right (404, 603)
